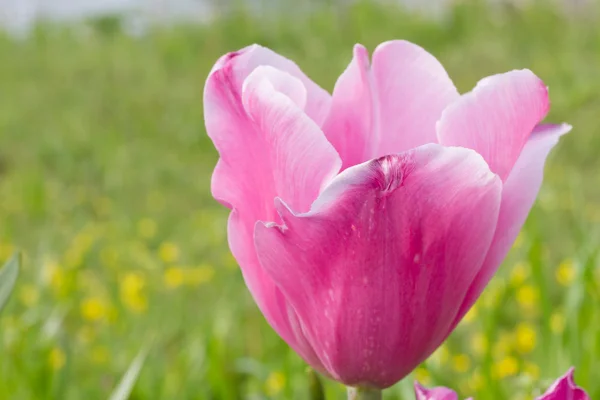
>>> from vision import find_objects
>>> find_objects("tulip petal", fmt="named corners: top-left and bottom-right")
top-left (437, 70), bottom-right (549, 181)
top-left (255, 144), bottom-right (501, 387)
top-left (323, 41), bottom-right (459, 169)
top-left (537, 368), bottom-right (590, 400)
top-left (205, 52), bottom-right (341, 370)
top-left (322, 44), bottom-right (374, 169)
top-left (372, 41), bottom-right (460, 155)
top-left (414, 382), bottom-right (460, 400)
top-left (451, 123), bottom-right (571, 328)
top-left (207, 44), bottom-right (331, 126)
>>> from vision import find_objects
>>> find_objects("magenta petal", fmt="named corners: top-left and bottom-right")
top-left (537, 368), bottom-right (590, 400)
top-left (255, 144), bottom-right (501, 387)
top-left (452, 123), bottom-right (571, 325)
top-left (205, 50), bottom-right (341, 369)
top-left (414, 382), bottom-right (459, 400)
top-left (323, 41), bottom-right (459, 169)
top-left (437, 70), bottom-right (549, 181)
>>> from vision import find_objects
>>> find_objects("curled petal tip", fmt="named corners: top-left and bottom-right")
top-left (537, 367), bottom-right (590, 400)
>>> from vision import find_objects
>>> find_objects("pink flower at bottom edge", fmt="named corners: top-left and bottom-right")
top-left (537, 368), bottom-right (590, 400)
top-left (414, 368), bottom-right (589, 400)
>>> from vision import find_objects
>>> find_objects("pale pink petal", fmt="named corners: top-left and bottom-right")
top-left (415, 382), bottom-right (459, 400)
top-left (207, 44), bottom-right (331, 126)
top-left (255, 144), bottom-right (501, 387)
top-left (322, 44), bottom-right (374, 169)
top-left (372, 41), bottom-right (459, 155)
top-left (451, 123), bottom-right (571, 328)
top-left (323, 41), bottom-right (459, 169)
top-left (437, 70), bottom-right (550, 181)
top-left (205, 54), bottom-right (341, 370)
top-left (536, 368), bottom-right (590, 400)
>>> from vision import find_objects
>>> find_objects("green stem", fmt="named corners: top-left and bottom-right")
top-left (347, 387), bottom-right (382, 400)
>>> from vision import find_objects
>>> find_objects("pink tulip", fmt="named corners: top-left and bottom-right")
top-left (414, 382), bottom-right (472, 400)
top-left (537, 368), bottom-right (590, 400)
top-left (204, 41), bottom-right (570, 390)
top-left (414, 367), bottom-right (589, 399)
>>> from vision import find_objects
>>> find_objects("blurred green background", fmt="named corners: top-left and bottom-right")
top-left (0, 1), bottom-right (599, 399)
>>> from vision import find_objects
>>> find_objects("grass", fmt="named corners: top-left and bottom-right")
top-left (0, 1), bottom-right (599, 399)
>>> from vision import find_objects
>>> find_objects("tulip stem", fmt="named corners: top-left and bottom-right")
top-left (347, 387), bottom-right (382, 400)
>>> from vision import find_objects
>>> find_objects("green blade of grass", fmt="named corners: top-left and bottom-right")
top-left (108, 348), bottom-right (148, 400)
top-left (0, 253), bottom-right (20, 312)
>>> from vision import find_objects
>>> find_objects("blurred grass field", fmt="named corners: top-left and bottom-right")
top-left (0, 1), bottom-right (599, 399)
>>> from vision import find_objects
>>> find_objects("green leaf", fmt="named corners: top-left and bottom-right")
top-left (0, 253), bottom-right (20, 312)
top-left (108, 347), bottom-right (148, 400)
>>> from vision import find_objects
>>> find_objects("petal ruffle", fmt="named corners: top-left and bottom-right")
top-left (437, 70), bottom-right (549, 181)
top-left (323, 41), bottom-right (459, 169)
top-left (207, 44), bottom-right (331, 126)
top-left (255, 144), bottom-right (501, 387)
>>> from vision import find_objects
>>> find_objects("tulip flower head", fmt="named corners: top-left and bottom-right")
top-left (204, 40), bottom-right (570, 392)
top-left (414, 367), bottom-right (589, 399)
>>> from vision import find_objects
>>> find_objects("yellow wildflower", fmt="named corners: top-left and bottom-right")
top-left (523, 362), bottom-right (540, 380)
top-left (19, 284), bottom-right (40, 307)
top-left (510, 262), bottom-right (529, 287)
top-left (120, 272), bottom-right (148, 313)
top-left (452, 354), bottom-right (471, 373)
top-left (49, 347), bottom-right (66, 370)
top-left (164, 267), bottom-right (185, 289)
top-left (516, 285), bottom-right (539, 309)
top-left (556, 259), bottom-right (576, 286)
top-left (158, 242), bottom-right (179, 264)
top-left (414, 367), bottom-right (431, 385)
top-left (515, 323), bottom-right (536, 354)
top-left (80, 297), bottom-right (108, 322)
top-left (492, 356), bottom-right (518, 379)
top-left (137, 218), bottom-right (157, 239)
top-left (265, 371), bottom-right (286, 397)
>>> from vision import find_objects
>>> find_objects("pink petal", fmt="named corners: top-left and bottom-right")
top-left (323, 41), bottom-right (459, 169)
top-left (414, 382), bottom-right (459, 400)
top-left (206, 44), bottom-right (331, 126)
top-left (255, 144), bottom-right (501, 387)
top-left (372, 41), bottom-right (459, 155)
top-left (451, 123), bottom-right (571, 326)
top-left (437, 70), bottom-right (550, 181)
top-left (205, 51), bottom-right (341, 369)
top-left (536, 368), bottom-right (590, 400)
top-left (321, 45), bottom-right (374, 169)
